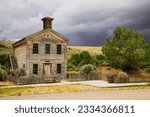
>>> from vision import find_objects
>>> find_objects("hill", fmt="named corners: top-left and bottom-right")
top-left (67, 46), bottom-right (102, 59)
top-left (0, 40), bottom-right (14, 55)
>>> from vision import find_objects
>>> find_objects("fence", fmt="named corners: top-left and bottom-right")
top-left (67, 73), bottom-right (101, 82)
top-left (101, 73), bottom-right (150, 83)
top-left (129, 74), bottom-right (150, 83)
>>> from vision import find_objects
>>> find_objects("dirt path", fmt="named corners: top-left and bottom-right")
top-left (1, 88), bottom-right (150, 100)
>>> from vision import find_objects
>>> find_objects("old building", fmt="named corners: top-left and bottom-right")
top-left (12, 17), bottom-right (69, 83)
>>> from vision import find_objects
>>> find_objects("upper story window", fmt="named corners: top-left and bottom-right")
top-left (33, 43), bottom-right (38, 54)
top-left (45, 44), bottom-right (50, 54)
top-left (33, 64), bottom-right (38, 74)
top-left (57, 64), bottom-right (61, 74)
top-left (57, 44), bottom-right (62, 54)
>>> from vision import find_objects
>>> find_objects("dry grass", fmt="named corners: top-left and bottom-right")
top-left (141, 72), bottom-right (150, 77)
top-left (0, 81), bottom-right (15, 87)
top-left (0, 40), bottom-right (14, 55)
top-left (0, 84), bottom-right (150, 97)
top-left (0, 84), bottom-right (100, 96)
top-left (67, 46), bottom-right (102, 59)
top-left (0, 48), bottom-right (13, 55)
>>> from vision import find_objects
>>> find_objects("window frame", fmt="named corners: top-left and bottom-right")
top-left (45, 43), bottom-right (50, 54)
top-left (57, 64), bottom-right (61, 74)
top-left (33, 64), bottom-right (38, 75)
top-left (57, 44), bottom-right (62, 54)
top-left (32, 43), bottom-right (39, 54)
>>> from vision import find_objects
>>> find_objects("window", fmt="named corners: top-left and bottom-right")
top-left (45, 44), bottom-right (50, 54)
top-left (57, 44), bottom-right (61, 54)
top-left (57, 64), bottom-right (61, 74)
top-left (33, 64), bottom-right (38, 74)
top-left (33, 43), bottom-right (38, 54)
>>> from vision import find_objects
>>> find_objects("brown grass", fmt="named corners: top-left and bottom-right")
top-left (141, 72), bottom-right (150, 77)
top-left (0, 84), bottom-right (100, 96)
top-left (0, 81), bottom-right (15, 87)
top-left (0, 84), bottom-right (150, 97)
top-left (67, 46), bottom-right (102, 59)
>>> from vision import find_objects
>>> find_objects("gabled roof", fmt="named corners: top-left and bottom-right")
top-left (13, 28), bottom-right (69, 48)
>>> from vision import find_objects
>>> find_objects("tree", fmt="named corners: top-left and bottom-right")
top-left (0, 54), bottom-right (10, 68)
top-left (102, 27), bottom-right (145, 72)
top-left (140, 44), bottom-right (150, 71)
top-left (0, 64), bottom-right (8, 81)
top-left (67, 51), bottom-right (92, 69)
top-left (90, 57), bottom-right (99, 66)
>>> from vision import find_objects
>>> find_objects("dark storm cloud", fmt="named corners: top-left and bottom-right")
top-left (67, 0), bottom-right (150, 46)
top-left (0, 0), bottom-right (150, 45)
top-left (117, 2), bottom-right (150, 44)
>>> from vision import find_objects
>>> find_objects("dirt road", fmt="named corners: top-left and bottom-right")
top-left (1, 88), bottom-right (150, 100)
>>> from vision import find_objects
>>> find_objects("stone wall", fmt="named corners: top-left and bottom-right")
top-left (14, 45), bottom-right (27, 69)
top-left (7, 76), bottom-right (61, 85)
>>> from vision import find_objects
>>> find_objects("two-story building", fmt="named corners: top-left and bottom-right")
top-left (12, 17), bottom-right (69, 83)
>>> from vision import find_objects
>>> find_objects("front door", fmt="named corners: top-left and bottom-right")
top-left (43, 63), bottom-right (51, 78)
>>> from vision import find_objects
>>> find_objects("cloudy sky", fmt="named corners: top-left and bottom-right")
top-left (0, 0), bottom-right (150, 46)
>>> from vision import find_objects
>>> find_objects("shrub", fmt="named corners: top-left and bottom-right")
top-left (80, 64), bottom-right (96, 80)
top-left (11, 68), bottom-right (26, 77)
top-left (115, 71), bottom-right (129, 83)
top-left (28, 72), bottom-right (34, 82)
top-left (0, 67), bottom-right (8, 81)
top-left (117, 71), bottom-right (129, 78)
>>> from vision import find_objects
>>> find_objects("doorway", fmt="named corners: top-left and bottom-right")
top-left (43, 63), bottom-right (52, 78)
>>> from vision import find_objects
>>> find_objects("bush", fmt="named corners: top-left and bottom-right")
top-left (80, 64), bottom-right (96, 80)
top-left (10, 68), bottom-right (26, 77)
top-left (0, 67), bottom-right (8, 81)
top-left (28, 72), bottom-right (35, 82)
top-left (117, 71), bottom-right (129, 78)
top-left (115, 71), bottom-right (129, 83)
